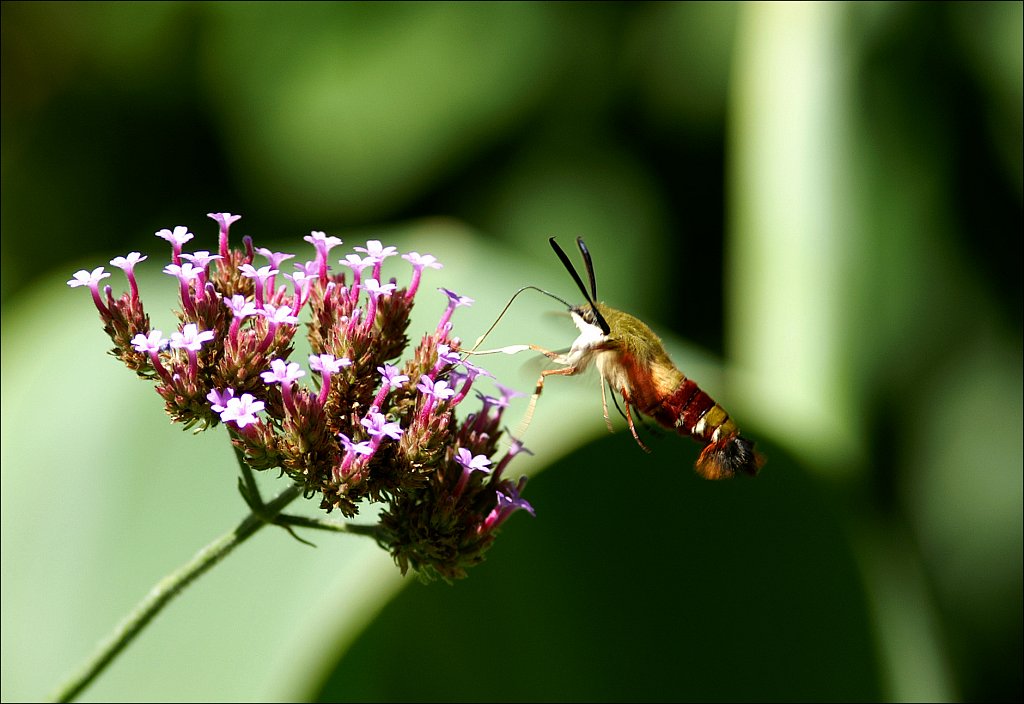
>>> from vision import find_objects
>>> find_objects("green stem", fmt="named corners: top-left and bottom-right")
top-left (276, 512), bottom-right (382, 537)
top-left (233, 442), bottom-right (266, 510)
top-left (49, 482), bottom-right (302, 703)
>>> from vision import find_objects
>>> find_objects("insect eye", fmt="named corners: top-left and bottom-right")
top-left (577, 306), bottom-right (596, 325)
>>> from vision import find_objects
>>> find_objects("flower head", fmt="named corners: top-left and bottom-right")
top-left (73, 211), bottom-right (534, 582)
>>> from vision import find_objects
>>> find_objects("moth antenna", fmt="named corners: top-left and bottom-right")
top-left (548, 237), bottom-right (611, 335)
top-left (576, 236), bottom-right (599, 301)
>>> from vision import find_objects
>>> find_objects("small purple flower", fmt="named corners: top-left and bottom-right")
top-left (224, 294), bottom-right (258, 348)
top-left (225, 294), bottom-right (258, 319)
top-left (449, 358), bottom-right (494, 405)
top-left (417, 375), bottom-right (456, 401)
top-left (355, 240), bottom-right (398, 281)
top-left (361, 411), bottom-right (404, 441)
top-left (494, 382), bottom-right (526, 409)
top-left (362, 278), bottom-right (396, 299)
top-left (110, 252), bottom-right (147, 302)
top-left (436, 288), bottom-right (474, 333)
top-left (169, 323), bottom-right (215, 379)
top-left (131, 330), bottom-right (165, 354)
top-left (310, 353), bottom-right (352, 407)
top-left (131, 330), bottom-right (171, 381)
top-left (164, 262), bottom-right (204, 316)
top-left (207, 387), bottom-right (236, 413)
top-left (435, 343), bottom-right (462, 370)
top-left (181, 250), bottom-right (222, 271)
top-left (361, 278), bottom-right (397, 328)
top-left (335, 431), bottom-right (375, 480)
top-left (261, 302), bottom-right (300, 326)
top-left (339, 253), bottom-right (374, 275)
top-left (219, 393), bottom-right (265, 429)
top-left (261, 358), bottom-right (306, 385)
top-left (261, 358), bottom-right (305, 413)
top-left (169, 323), bottom-right (215, 352)
top-left (454, 447), bottom-right (492, 475)
top-left (255, 247), bottom-right (296, 272)
top-left (283, 271), bottom-right (314, 311)
top-left (370, 363), bottom-right (409, 409)
top-left (304, 231), bottom-right (342, 284)
top-left (402, 251), bottom-right (442, 299)
top-left (207, 212), bottom-right (241, 260)
top-left (155, 225), bottom-right (194, 265)
top-left (491, 434), bottom-right (533, 482)
top-left (452, 447), bottom-right (493, 500)
top-left (481, 476), bottom-right (535, 532)
top-left (256, 303), bottom-right (299, 354)
top-left (67, 267), bottom-right (112, 315)
top-left (239, 263), bottom-right (279, 307)
top-left (309, 353), bottom-right (351, 375)
top-left (379, 364), bottom-right (409, 389)
top-left (355, 240), bottom-right (399, 260)
top-left (338, 432), bottom-right (374, 456)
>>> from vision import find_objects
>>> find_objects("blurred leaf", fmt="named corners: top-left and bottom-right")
top-left (201, 2), bottom-right (557, 221)
top-left (313, 433), bottom-right (883, 702)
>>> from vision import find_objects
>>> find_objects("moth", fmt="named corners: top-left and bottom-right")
top-left (473, 237), bottom-right (762, 480)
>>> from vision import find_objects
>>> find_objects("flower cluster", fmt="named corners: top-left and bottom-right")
top-left (69, 213), bottom-right (534, 581)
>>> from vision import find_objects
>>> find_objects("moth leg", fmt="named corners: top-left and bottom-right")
top-left (516, 364), bottom-right (580, 438)
top-left (527, 343), bottom-right (572, 365)
top-left (620, 386), bottom-right (652, 453)
top-left (600, 379), bottom-right (615, 432)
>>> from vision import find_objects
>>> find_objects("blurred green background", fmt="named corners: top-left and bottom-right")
top-left (2, 2), bottom-right (1020, 701)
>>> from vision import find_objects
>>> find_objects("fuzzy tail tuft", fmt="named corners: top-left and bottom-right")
top-left (694, 434), bottom-right (763, 480)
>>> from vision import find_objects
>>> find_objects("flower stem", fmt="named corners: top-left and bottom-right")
top-left (49, 482), bottom-right (302, 703)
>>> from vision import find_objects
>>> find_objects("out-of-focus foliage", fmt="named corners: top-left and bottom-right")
top-left (2, 2), bottom-right (1019, 702)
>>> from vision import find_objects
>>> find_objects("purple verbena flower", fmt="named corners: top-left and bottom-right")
top-left (370, 363), bottom-right (409, 409)
top-left (67, 267), bottom-right (112, 315)
top-left (361, 411), bottom-right (403, 441)
top-left (169, 323), bottom-right (215, 352)
top-left (155, 225), bottom-right (194, 265)
top-left (110, 252), bottom-right (147, 302)
top-left (480, 476), bottom-right (535, 532)
top-left (310, 353), bottom-right (351, 407)
top-left (402, 251), bottom-right (442, 299)
top-left (416, 375), bottom-right (457, 422)
top-left (163, 262), bottom-right (204, 316)
top-left (261, 358), bottom-right (306, 385)
top-left (131, 330), bottom-right (171, 381)
top-left (261, 358), bottom-right (305, 413)
top-left (304, 231), bottom-right (342, 284)
top-left (283, 271), bottom-right (314, 311)
top-left (452, 447), bottom-right (493, 500)
top-left (181, 250), bottom-right (222, 273)
top-left (207, 212), bottom-right (241, 260)
top-left (361, 278), bottom-right (397, 328)
top-left (355, 240), bottom-right (398, 281)
top-left (436, 288), bottom-right (473, 333)
top-left (219, 393), bottom-right (264, 429)
top-left (207, 387), bottom-right (236, 414)
top-left (255, 247), bottom-right (296, 272)
top-left (169, 323), bottom-right (215, 379)
top-left (491, 434), bottom-right (532, 482)
top-left (239, 263), bottom-right (278, 307)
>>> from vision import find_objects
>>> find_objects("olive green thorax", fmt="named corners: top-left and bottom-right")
top-left (585, 302), bottom-right (675, 369)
